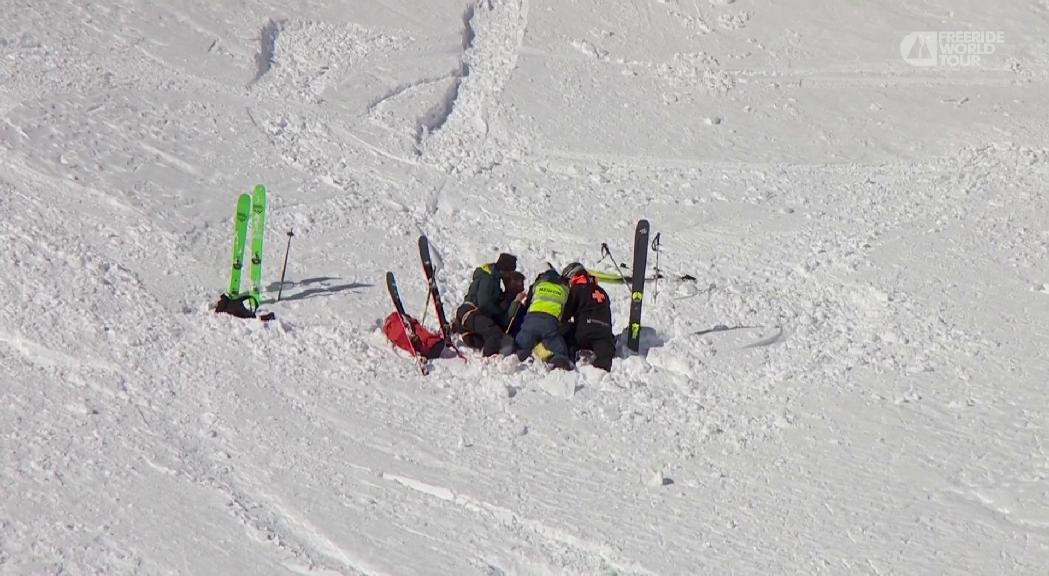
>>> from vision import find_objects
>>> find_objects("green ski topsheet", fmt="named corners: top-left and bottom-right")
top-left (248, 184), bottom-right (267, 307)
top-left (227, 193), bottom-right (252, 297)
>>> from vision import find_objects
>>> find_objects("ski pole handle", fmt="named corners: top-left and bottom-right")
top-left (598, 242), bottom-right (630, 284)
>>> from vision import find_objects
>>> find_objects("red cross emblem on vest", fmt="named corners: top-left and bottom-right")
top-left (592, 290), bottom-right (606, 303)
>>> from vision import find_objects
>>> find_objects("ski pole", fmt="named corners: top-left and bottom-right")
top-left (276, 230), bottom-right (294, 302)
top-left (504, 300), bottom-right (522, 334)
top-left (420, 291), bottom-right (430, 325)
top-left (651, 233), bottom-right (662, 301)
top-left (600, 243), bottom-right (630, 285)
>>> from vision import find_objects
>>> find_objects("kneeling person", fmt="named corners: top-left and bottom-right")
top-left (514, 270), bottom-right (572, 369)
top-left (561, 262), bottom-right (615, 371)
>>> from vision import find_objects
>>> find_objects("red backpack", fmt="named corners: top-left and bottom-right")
top-left (383, 313), bottom-right (446, 359)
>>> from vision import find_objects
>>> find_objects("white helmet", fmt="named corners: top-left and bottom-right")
top-left (560, 262), bottom-right (587, 281)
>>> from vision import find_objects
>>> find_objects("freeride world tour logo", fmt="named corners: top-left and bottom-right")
top-left (900, 31), bottom-right (1005, 68)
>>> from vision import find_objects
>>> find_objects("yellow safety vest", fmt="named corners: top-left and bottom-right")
top-left (527, 280), bottom-right (567, 319)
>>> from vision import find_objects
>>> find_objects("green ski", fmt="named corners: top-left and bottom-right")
top-left (227, 193), bottom-right (252, 297)
top-left (248, 184), bottom-right (267, 308)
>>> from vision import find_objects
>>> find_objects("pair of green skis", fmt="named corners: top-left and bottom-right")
top-left (227, 185), bottom-right (267, 309)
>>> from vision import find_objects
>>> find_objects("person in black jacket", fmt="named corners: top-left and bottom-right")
top-left (454, 253), bottom-right (521, 356)
top-left (560, 262), bottom-right (615, 371)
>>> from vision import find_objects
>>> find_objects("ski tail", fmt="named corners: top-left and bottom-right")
top-left (591, 270), bottom-right (629, 284)
top-left (591, 270), bottom-right (680, 284)
top-left (418, 235), bottom-right (465, 360)
top-left (248, 184), bottom-right (267, 308)
top-left (227, 193), bottom-right (252, 297)
top-left (386, 271), bottom-right (428, 375)
top-left (417, 236), bottom-right (449, 332)
top-left (626, 219), bottom-right (650, 352)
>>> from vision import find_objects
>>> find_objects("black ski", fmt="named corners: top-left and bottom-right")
top-left (418, 235), bottom-right (451, 333)
top-left (386, 271), bottom-right (427, 375)
top-left (625, 219), bottom-right (650, 353)
top-left (418, 235), bottom-right (464, 360)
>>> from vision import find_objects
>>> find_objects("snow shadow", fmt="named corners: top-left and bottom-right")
top-left (618, 326), bottom-right (666, 356)
top-left (694, 324), bottom-right (757, 336)
top-left (266, 277), bottom-right (371, 303)
top-left (694, 324), bottom-right (786, 349)
top-left (250, 18), bottom-right (283, 85)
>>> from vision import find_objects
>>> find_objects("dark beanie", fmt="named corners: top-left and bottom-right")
top-left (495, 253), bottom-right (517, 272)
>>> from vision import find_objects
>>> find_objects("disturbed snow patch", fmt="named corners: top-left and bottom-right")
top-left (250, 18), bottom-right (283, 86)
top-left (419, 0), bottom-right (529, 174)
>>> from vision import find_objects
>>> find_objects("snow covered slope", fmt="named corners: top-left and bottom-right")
top-left (2, 0), bottom-right (1048, 574)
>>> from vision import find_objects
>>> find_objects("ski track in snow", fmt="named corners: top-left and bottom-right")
top-left (408, 3), bottom-right (476, 149)
top-left (419, 0), bottom-right (530, 174)
top-left (380, 471), bottom-right (655, 575)
top-left (1, 0), bottom-right (1049, 574)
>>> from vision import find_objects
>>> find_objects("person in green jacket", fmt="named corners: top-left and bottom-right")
top-left (454, 253), bottom-right (521, 356)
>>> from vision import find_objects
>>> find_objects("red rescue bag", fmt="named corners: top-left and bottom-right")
top-left (383, 312), bottom-right (446, 359)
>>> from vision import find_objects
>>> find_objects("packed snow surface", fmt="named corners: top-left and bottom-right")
top-left (2, 0), bottom-right (1048, 574)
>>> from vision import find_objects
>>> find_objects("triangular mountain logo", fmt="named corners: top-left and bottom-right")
top-left (908, 36), bottom-right (931, 60)
top-left (901, 32), bottom-right (938, 67)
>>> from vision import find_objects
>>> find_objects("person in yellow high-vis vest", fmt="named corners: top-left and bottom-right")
top-left (513, 270), bottom-right (573, 369)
